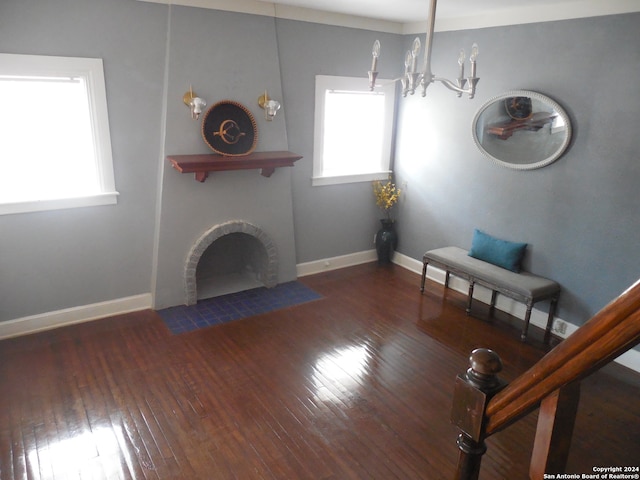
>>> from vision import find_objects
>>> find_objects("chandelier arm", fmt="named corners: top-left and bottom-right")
top-left (386, 77), bottom-right (407, 86)
top-left (368, 71), bottom-right (378, 91)
top-left (370, 77), bottom-right (407, 91)
top-left (434, 77), bottom-right (470, 94)
top-left (435, 76), bottom-right (479, 99)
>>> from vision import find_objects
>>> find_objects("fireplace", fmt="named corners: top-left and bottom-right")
top-left (184, 220), bottom-right (278, 305)
top-left (154, 150), bottom-right (300, 311)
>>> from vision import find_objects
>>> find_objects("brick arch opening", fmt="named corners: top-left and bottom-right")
top-left (184, 221), bottom-right (278, 305)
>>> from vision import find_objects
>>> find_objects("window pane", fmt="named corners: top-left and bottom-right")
top-left (322, 91), bottom-right (385, 176)
top-left (313, 75), bottom-right (396, 186)
top-left (0, 76), bottom-right (100, 203)
top-left (0, 53), bottom-right (117, 215)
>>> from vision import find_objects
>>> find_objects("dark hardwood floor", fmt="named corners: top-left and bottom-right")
top-left (1, 263), bottom-right (638, 479)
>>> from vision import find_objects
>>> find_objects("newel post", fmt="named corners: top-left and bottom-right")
top-left (451, 348), bottom-right (507, 480)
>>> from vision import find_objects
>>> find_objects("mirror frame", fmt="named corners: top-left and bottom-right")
top-left (472, 90), bottom-right (572, 170)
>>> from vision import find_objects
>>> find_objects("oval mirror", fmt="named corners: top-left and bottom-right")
top-left (472, 90), bottom-right (572, 170)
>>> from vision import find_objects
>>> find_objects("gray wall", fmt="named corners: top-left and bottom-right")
top-left (275, 20), bottom-right (403, 263)
top-left (394, 13), bottom-right (640, 327)
top-left (153, 6), bottom-right (297, 309)
top-left (1, 0), bottom-right (638, 333)
top-left (0, 0), bottom-right (166, 321)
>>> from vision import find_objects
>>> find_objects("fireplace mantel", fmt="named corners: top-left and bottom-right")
top-left (168, 151), bottom-right (303, 182)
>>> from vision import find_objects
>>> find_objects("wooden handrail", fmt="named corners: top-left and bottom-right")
top-left (484, 278), bottom-right (640, 436)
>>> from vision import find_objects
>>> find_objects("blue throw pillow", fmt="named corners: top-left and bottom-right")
top-left (468, 229), bottom-right (527, 272)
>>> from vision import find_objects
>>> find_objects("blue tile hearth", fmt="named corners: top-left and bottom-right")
top-left (157, 281), bottom-right (322, 334)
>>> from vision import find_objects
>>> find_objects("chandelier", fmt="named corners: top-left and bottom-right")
top-left (368, 0), bottom-right (479, 99)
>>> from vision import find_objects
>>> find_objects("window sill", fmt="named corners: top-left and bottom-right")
top-left (312, 171), bottom-right (390, 187)
top-left (0, 192), bottom-right (119, 216)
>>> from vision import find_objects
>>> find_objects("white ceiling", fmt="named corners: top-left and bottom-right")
top-left (140, 0), bottom-right (640, 33)
top-left (259, 0), bottom-right (637, 24)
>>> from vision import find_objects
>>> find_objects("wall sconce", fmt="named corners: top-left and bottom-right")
top-left (258, 90), bottom-right (281, 121)
top-left (183, 86), bottom-right (207, 120)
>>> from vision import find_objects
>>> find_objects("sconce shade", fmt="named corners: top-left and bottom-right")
top-left (258, 90), bottom-right (281, 121)
top-left (264, 99), bottom-right (280, 121)
top-left (183, 87), bottom-right (207, 120)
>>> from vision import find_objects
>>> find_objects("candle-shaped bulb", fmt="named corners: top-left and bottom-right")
top-left (371, 39), bottom-right (380, 71)
top-left (470, 43), bottom-right (479, 62)
top-left (412, 37), bottom-right (421, 56)
top-left (404, 50), bottom-right (413, 74)
top-left (458, 49), bottom-right (466, 66)
top-left (470, 43), bottom-right (479, 78)
top-left (411, 37), bottom-right (421, 72)
top-left (372, 39), bottom-right (381, 58)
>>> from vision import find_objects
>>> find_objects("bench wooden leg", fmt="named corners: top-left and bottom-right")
top-left (544, 296), bottom-right (559, 344)
top-left (420, 261), bottom-right (428, 293)
top-left (521, 301), bottom-right (534, 341)
top-left (444, 271), bottom-right (451, 288)
top-left (489, 291), bottom-right (498, 318)
top-left (466, 281), bottom-right (475, 315)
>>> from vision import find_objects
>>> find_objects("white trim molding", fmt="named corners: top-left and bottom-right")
top-left (0, 54), bottom-right (118, 216)
top-left (137, 0), bottom-right (640, 34)
top-left (297, 249), bottom-right (378, 277)
top-left (137, 0), bottom-right (403, 33)
top-left (404, 0), bottom-right (640, 33)
top-left (0, 294), bottom-right (152, 340)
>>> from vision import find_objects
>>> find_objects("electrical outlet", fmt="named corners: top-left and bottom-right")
top-left (553, 319), bottom-right (567, 335)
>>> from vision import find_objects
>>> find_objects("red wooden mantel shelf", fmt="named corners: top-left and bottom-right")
top-left (167, 151), bottom-right (303, 182)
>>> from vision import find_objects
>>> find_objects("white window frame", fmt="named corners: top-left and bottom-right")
top-left (312, 75), bottom-right (396, 187)
top-left (0, 53), bottom-right (118, 215)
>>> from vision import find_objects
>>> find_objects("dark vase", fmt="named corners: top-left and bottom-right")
top-left (375, 219), bottom-right (398, 264)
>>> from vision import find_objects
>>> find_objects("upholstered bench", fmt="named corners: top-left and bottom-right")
top-left (420, 246), bottom-right (560, 342)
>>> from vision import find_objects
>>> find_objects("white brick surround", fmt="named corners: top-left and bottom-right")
top-left (184, 220), bottom-right (279, 305)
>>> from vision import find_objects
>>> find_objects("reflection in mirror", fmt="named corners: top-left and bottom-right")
top-left (472, 90), bottom-right (572, 170)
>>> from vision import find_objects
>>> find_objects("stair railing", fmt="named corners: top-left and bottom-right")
top-left (451, 278), bottom-right (640, 480)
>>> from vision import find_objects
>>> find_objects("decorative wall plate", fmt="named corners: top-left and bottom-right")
top-left (202, 100), bottom-right (257, 156)
top-left (505, 96), bottom-right (533, 120)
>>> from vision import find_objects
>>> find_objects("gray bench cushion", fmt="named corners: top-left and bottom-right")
top-left (424, 246), bottom-right (559, 300)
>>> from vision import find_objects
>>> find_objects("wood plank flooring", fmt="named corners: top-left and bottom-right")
top-left (1, 263), bottom-right (638, 479)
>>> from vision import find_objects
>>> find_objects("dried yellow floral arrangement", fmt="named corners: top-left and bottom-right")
top-left (373, 179), bottom-right (401, 220)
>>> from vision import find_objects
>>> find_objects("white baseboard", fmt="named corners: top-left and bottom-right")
top-left (0, 294), bottom-right (153, 340)
top-left (296, 249), bottom-right (378, 277)
top-left (392, 251), bottom-right (640, 374)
